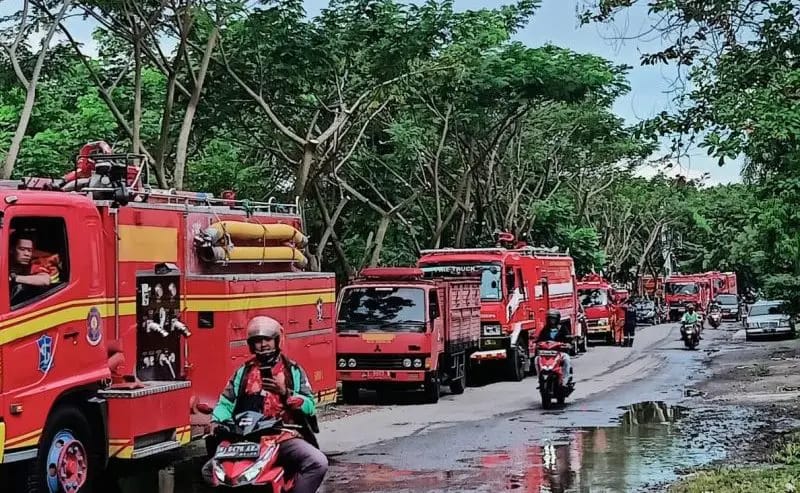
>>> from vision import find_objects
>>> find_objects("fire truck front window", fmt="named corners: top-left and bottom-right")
top-left (666, 283), bottom-right (699, 295)
top-left (579, 289), bottom-right (609, 307)
top-left (337, 287), bottom-right (426, 332)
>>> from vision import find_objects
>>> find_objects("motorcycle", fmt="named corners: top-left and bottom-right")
top-left (708, 306), bottom-right (722, 329)
top-left (535, 341), bottom-right (574, 409)
top-left (680, 321), bottom-right (700, 350)
top-left (204, 411), bottom-right (300, 490)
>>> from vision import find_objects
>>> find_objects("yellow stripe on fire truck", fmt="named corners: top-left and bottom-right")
top-left (0, 290), bottom-right (335, 347)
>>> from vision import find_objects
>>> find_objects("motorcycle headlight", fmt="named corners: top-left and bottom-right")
top-left (482, 324), bottom-right (502, 336)
top-left (240, 444), bottom-right (278, 484)
top-left (403, 358), bottom-right (412, 368)
top-left (338, 358), bottom-right (347, 368)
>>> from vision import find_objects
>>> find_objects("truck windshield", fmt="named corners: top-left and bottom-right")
top-left (337, 287), bottom-right (426, 332)
top-left (420, 263), bottom-right (502, 301)
top-left (666, 283), bottom-right (698, 295)
top-left (579, 289), bottom-right (608, 307)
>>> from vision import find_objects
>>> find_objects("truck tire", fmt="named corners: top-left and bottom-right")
top-left (449, 373), bottom-right (465, 395)
top-left (569, 338), bottom-right (578, 356)
top-left (578, 336), bottom-right (588, 353)
top-left (341, 383), bottom-right (359, 404)
top-left (424, 374), bottom-right (440, 404)
top-left (28, 405), bottom-right (98, 493)
top-left (506, 345), bottom-right (524, 382)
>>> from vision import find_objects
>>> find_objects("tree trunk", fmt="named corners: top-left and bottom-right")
top-left (132, 20), bottom-right (142, 156)
top-left (173, 27), bottom-right (218, 190)
top-left (295, 141), bottom-right (316, 206)
top-left (2, 0), bottom-right (73, 179)
top-left (369, 216), bottom-right (391, 267)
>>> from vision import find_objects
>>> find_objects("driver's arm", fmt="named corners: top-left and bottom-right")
top-left (211, 366), bottom-right (245, 424)
top-left (13, 272), bottom-right (52, 287)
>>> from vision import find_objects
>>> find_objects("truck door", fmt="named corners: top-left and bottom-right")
top-left (0, 206), bottom-right (98, 422)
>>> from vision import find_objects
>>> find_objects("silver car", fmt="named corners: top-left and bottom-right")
top-left (745, 300), bottom-right (795, 340)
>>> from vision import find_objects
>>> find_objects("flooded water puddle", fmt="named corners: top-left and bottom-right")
top-left (105, 401), bottom-right (760, 493)
top-left (325, 401), bottom-right (757, 493)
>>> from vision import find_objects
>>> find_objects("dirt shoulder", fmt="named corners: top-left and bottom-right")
top-left (667, 328), bottom-right (800, 491)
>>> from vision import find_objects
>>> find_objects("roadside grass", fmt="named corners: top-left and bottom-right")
top-left (671, 433), bottom-right (800, 493)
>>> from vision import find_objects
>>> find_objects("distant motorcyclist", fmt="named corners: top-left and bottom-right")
top-left (536, 309), bottom-right (573, 386)
top-left (680, 304), bottom-right (702, 340)
top-left (203, 316), bottom-right (328, 493)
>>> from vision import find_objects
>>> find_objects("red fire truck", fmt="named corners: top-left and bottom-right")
top-left (705, 271), bottom-right (738, 297)
top-left (664, 273), bottom-right (712, 321)
top-left (638, 274), bottom-right (664, 299)
top-left (417, 244), bottom-right (582, 382)
top-left (577, 274), bottom-right (625, 345)
top-left (335, 268), bottom-right (481, 404)
top-left (0, 145), bottom-right (336, 489)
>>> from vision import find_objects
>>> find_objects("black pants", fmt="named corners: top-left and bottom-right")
top-left (623, 324), bottom-right (636, 347)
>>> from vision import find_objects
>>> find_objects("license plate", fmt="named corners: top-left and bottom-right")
top-left (367, 370), bottom-right (389, 378)
top-left (216, 443), bottom-right (260, 459)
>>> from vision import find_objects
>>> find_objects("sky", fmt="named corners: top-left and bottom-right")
top-left (7, 0), bottom-right (743, 184)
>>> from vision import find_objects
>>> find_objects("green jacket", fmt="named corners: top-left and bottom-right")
top-left (681, 312), bottom-right (700, 324)
top-left (211, 355), bottom-right (317, 422)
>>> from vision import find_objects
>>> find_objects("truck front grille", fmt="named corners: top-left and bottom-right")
top-left (339, 354), bottom-right (418, 370)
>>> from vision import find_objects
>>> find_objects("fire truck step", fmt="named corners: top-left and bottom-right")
top-left (98, 380), bottom-right (191, 399)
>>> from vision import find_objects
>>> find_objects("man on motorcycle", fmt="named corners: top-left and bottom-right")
top-left (680, 304), bottom-right (702, 340)
top-left (536, 309), bottom-right (573, 386)
top-left (203, 316), bottom-right (328, 493)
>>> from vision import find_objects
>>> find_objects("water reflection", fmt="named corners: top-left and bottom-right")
top-left (107, 401), bottom-right (727, 493)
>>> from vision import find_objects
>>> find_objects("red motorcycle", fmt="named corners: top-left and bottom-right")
top-left (535, 341), bottom-right (575, 409)
top-left (205, 411), bottom-right (299, 491)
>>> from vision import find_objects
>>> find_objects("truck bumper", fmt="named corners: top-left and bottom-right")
top-left (587, 325), bottom-right (611, 335)
top-left (337, 370), bottom-right (427, 383)
top-left (470, 349), bottom-right (507, 361)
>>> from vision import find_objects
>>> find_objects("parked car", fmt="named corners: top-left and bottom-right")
top-left (634, 299), bottom-right (661, 325)
top-left (744, 300), bottom-right (795, 341)
top-left (713, 294), bottom-right (741, 321)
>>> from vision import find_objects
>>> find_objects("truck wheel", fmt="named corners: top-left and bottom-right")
top-left (449, 373), bottom-right (465, 395)
top-left (578, 336), bottom-right (588, 353)
top-left (506, 346), bottom-right (524, 382)
top-left (341, 383), bottom-right (359, 404)
top-left (28, 405), bottom-right (98, 493)
top-left (569, 338), bottom-right (578, 356)
top-left (424, 375), bottom-right (440, 404)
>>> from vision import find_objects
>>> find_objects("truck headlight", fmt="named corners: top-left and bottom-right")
top-left (597, 318), bottom-right (609, 325)
top-left (482, 324), bottom-right (502, 336)
top-left (413, 358), bottom-right (423, 368)
top-left (348, 358), bottom-right (357, 368)
top-left (403, 358), bottom-right (412, 368)
top-left (338, 358), bottom-right (347, 368)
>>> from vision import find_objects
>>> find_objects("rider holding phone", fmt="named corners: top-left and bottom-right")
top-left (203, 316), bottom-right (328, 493)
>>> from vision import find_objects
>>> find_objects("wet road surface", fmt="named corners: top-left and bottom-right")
top-left (107, 322), bottom-right (758, 492)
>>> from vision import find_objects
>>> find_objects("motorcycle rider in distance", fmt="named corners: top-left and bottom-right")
top-left (203, 316), bottom-right (328, 493)
top-left (680, 304), bottom-right (702, 340)
top-left (536, 309), bottom-right (573, 387)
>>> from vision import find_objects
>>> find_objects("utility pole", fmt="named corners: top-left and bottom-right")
top-left (662, 227), bottom-right (673, 276)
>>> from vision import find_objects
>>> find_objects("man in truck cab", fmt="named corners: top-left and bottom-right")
top-left (8, 230), bottom-right (62, 304)
top-left (536, 309), bottom-right (573, 386)
top-left (204, 316), bottom-right (328, 492)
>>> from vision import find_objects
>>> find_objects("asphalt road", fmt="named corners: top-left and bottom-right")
top-left (321, 322), bottom-right (734, 493)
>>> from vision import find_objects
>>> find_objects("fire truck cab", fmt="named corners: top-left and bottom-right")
top-left (665, 274), bottom-right (711, 322)
top-left (417, 245), bottom-right (581, 382)
top-left (0, 145), bottom-right (336, 490)
top-left (577, 274), bottom-right (625, 345)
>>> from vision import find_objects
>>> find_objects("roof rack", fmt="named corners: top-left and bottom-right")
top-left (419, 247), bottom-right (507, 255)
